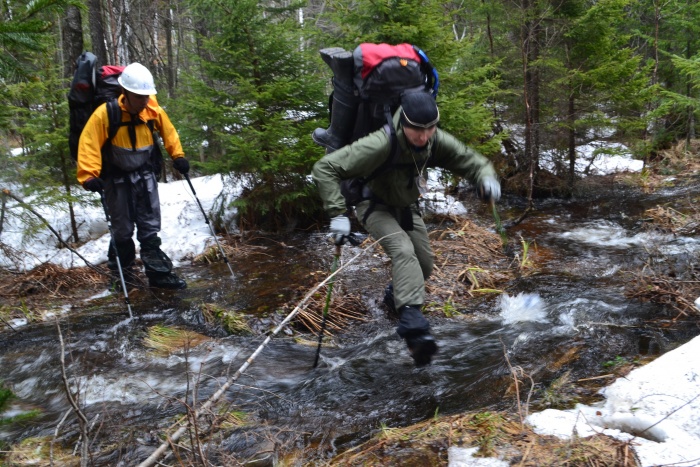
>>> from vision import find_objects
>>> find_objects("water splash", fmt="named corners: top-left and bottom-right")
top-left (557, 221), bottom-right (654, 248)
top-left (498, 293), bottom-right (548, 324)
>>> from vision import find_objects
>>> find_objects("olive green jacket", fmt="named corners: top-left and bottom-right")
top-left (312, 113), bottom-right (497, 217)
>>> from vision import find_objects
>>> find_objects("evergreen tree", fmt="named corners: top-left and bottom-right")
top-left (547, 0), bottom-right (650, 192)
top-left (642, 0), bottom-right (700, 147)
top-left (3, 58), bottom-right (84, 245)
top-left (0, 0), bottom-right (79, 81)
top-left (169, 0), bottom-right (327, 231)
top-left (1, 0), bottom-right (84, 249)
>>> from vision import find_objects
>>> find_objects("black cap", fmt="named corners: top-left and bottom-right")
top-left (400, 92), bottom-right (439, 129)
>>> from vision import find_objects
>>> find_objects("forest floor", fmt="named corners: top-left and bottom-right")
top-left (2, 144), bottom-right (700, 465)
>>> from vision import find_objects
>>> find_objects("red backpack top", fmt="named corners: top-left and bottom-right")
top-left (352, 43), bottom-right (438, 106)
top-left (67, 52), bottom-right (125, 160)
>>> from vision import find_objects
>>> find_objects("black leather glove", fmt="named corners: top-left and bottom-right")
top-left (173, 157), bottom-right (190, 174)
top-left (83, 177), bottom-right (104, 193)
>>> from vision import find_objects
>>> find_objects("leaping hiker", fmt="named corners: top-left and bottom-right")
top-left (312, 90), bottom-right (501, 367)
top-left (76, 62), bottom-right (190, 290)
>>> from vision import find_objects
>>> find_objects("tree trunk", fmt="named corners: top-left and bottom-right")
top-left (62, 5), bottom-right (83, 80)
top-left (567, 92), bottom-right (576, 197)
top-left (163, 0), bottom-right (176, 97)
top-left (685, 38), bottom-right (695, 145)
top-left (521, 0), bottom-right (540, 204)
top-left (565, 40), bottom-right (576, 197)
top-left (88, 0), bottom-right (108, 66)
top-left (61, 154), bottom-right (80, 244)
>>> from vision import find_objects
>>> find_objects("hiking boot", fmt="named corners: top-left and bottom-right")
top-left (383, 282), bottom-right (396, 313)
top-left (406, 334), bottom-right (438, 367)
top-left (395, 305), bottom-right (437, 366)
top-left (148, 272), bottom-right (187, 290)
top-left (396, 305), bottom-right (430, 338)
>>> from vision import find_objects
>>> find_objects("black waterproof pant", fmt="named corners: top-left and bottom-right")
top-left (104, 170), bottom-right (170, 277)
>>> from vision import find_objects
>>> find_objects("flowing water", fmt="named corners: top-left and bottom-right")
top-left (2, 181), bottom-right (700, 465)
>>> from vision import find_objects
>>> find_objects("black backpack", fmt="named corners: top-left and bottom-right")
top-left (68, 52), bottom-right (164, 179)
top-left (351, 43), bottom-right (439, 141)
top-left (339, 44), bottom-right (439, 208)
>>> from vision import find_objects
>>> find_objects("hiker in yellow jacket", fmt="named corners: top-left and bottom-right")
top-left (77, 62), bottom-right (189, 290)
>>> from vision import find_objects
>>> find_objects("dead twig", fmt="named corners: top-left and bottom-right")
top-left (56, 318), bottom-right (91, 467)
top-left (1, 189), bottom-right (100, 272)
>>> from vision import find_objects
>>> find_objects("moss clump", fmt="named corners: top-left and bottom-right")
top-left (201, 303), bottom-right (251, 335)
top-left (0, 384), bottom-right (12, 411)
top-left (143, 325), bottom-right (211, 356)
top-left (4, 436), bottom-right (76, 466)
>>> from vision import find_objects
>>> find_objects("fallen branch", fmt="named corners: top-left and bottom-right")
top-left (1, 189), bottom-right (101, 273)
top-left (56, 318), bottom-right (91, 467)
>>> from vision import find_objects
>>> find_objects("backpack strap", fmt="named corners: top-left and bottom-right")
top-left (100, 99), bottom-right (122, 177)
top-left (103, 99), bottom-right (162, 179)
top-left (412, 45), bottom-right (439, 97)
top-left (105, 99), bottom-right (122, 143)
top-left (365, 123), bottom-right (399, 184)
top-left (146, 120), bottom-right (164, 180)
top-left (106, 98), bottom-right (153, 150)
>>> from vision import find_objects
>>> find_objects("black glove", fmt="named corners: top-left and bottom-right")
top-left (173, 157), bottom-right (190, 174)
top-left (83, 177), bottom-right (104, 193)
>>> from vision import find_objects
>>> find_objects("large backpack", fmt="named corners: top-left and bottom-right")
top-left (68, 52), bottom-right (164, 179)
top-left (351, 43), bottom-right (439, 142)
top-left (337, 44), bottom-right (439, 208)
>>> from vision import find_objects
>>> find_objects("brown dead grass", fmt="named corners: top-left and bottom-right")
top-left (0, 263), bottom-right (105, 299)
top-left (622, 148), bottom-right (700, 319)
top-left (656, 139), bottom-right (700, 173)
top-left (326, 411), bottom-right (638, 466)
top-left (642, 205), bottom-right (700, 236)
top-left (426, 216), bottom-right (515, 312)
top-left (625, 272), bottom-right (700, 320)
top-left (192, 233), bottom-right (255, 264)
top-left (295, 292), bottom-right (369, 335)
top-left (143, 324), bottom-right (211, 356)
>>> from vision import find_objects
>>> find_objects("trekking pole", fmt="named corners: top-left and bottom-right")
top-left (183, 173), bottom-right (235, 280)
top-left (313, 242), bottom-right (342, 368)
top-left (99, 192), bottom-right (133, 319)
top-left (491, 198), bottom-right (508, 248)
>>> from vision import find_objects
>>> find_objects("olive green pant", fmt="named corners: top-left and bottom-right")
top-left (356, 201), bottom-right (434, 309)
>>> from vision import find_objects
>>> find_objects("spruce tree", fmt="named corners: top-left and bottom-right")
top-left (168, 0), bottom-right (327, 231)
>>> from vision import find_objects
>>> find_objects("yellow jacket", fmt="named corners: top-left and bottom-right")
top-left (76, 95), bottom-right (185, 184)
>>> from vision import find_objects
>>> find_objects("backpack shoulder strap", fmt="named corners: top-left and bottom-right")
top-left (106, 99), bottom-right (157, 150)
top-left (105, 99), bottom-right (122, 142)
top-left (365, 123), bottom-right (399, 182)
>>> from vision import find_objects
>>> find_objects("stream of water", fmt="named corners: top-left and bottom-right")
top-left (2, 181), bottom-right (700, 465)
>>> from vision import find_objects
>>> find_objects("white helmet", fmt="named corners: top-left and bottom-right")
top-left (118, 63), bottom-right (157, 95)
